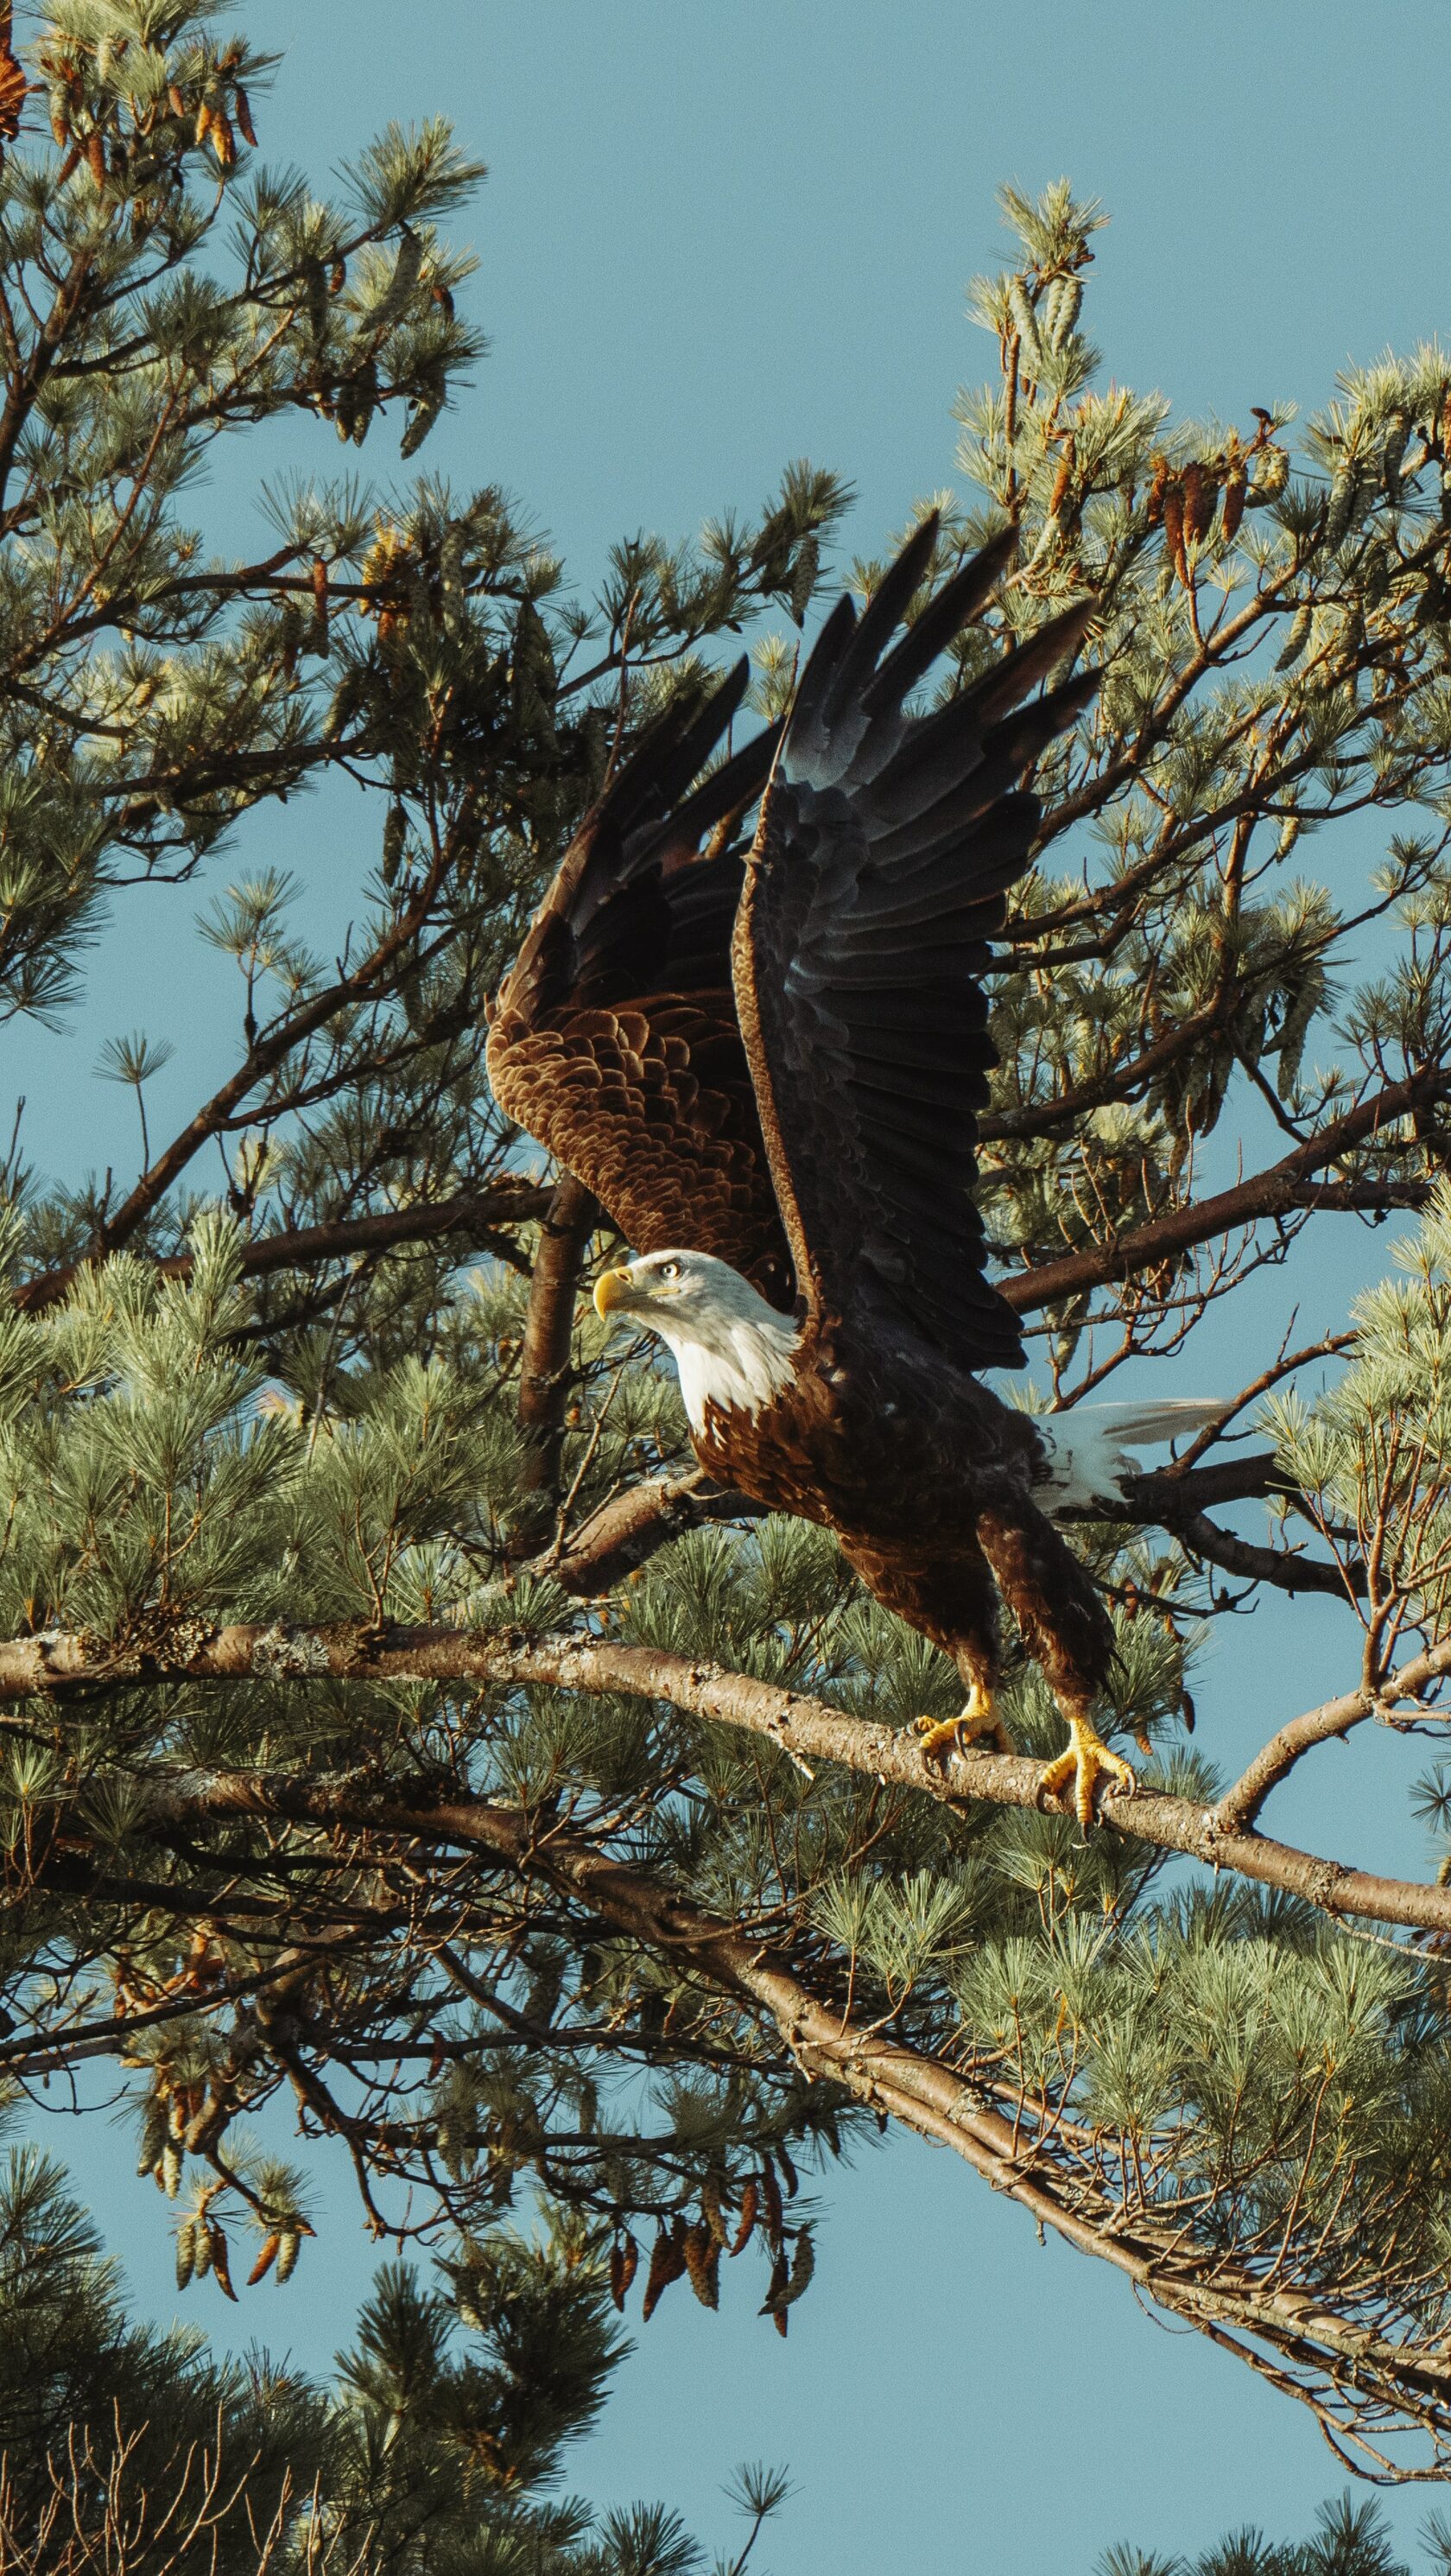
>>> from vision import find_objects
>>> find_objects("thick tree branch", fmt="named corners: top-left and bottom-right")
top-left (5, 1620), bottom-right (1451, 1939)
top-left (547, 1450), bottom-right (1334, 1610)
top-left (1117, 1453), bottom-right (1291, 1513)
top-left (514, 1172), bottom-right (599, 1526)
top-left (128, 1759), bottom-right (1451, 2465)
top-left (541, 1470), bottom-right (768, 1596)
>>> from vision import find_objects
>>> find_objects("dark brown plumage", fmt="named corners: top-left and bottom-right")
top-left (486, 680), bottom-right (794, 1306)
top-left (487, 517), bottom-right (1137, 1822)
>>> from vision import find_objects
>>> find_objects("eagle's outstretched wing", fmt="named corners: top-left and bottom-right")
top-left (734, 518), bottom-right (1096, 1369)
top-left (485, 674), bottom-right (795, 1304)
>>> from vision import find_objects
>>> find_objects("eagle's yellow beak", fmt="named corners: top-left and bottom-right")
top-left (593, 1266), bottom-right (636, 1319)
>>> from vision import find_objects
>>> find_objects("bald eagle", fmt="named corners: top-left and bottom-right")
top-left (486, 518), bottom-right (1220, 1824)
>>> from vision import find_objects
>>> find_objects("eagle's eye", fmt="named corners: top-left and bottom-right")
top-left (657, 1260), bottom-right (681, 1282)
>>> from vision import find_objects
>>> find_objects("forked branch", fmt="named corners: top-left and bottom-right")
top-left (113, 1761), bottom-right (1451, 2478)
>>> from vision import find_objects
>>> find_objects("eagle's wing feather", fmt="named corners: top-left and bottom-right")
top-left (485, 672), bottom-right (795, 1304)
top-left (734, 525), bottom-right (1096, 1367)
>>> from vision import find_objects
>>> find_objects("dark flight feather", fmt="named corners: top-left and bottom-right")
top-left (733, 524), bottom-right (1095, 1365)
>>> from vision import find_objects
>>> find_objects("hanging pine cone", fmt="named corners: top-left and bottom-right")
top-left (247, 2232), bottom-right (281, 2286)
top-left (682, 2222), bottom-right (720, 2309)
top-left (1181, 460), bottom-right (1217, 549)
top-left (700, 2173), bottom-right (730, 2249)
top-left (207, 2224), bottom-right (237, 2300)
top-left (609, 2232), bottom-right (639, 2311)
top-left (730, 2176), bottom-right (758, 2254)
top-left (760, 2249), bottom-right (790, 2338)
top-left (310, 556), bottom-right (329, 653)
top-left (1162, 480), bottom-right (1188, 584)
top-left (0, 8), bottom-right (27, 153)
top-left (640, 2220), bottom-right (687, 2321)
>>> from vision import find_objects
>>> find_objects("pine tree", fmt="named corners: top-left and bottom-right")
top-left (0, 2141), bottom-right (786, 2573)
top-left (1104, 2495), bottom-right (1451, 2576)
top-left (4, 8), bottom-right (1451, 2503)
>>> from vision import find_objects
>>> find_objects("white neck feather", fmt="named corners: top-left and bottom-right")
top-left (649, 1296), bottom-right (802, 1432)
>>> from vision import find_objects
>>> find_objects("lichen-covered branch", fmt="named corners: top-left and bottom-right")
top-left (2, 1617), bottom-right (1448, 1938)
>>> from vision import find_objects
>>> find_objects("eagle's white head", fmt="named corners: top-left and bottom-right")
top-left (593, 1248), bottom-right (802, 1432)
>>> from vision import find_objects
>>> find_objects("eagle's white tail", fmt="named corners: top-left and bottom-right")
top-left (1036, 1399), bottom-right (1226, 1514)
top-left (1074, 1399), bottom-right (1227, 1449)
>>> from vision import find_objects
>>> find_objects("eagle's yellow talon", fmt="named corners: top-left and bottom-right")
top-left (1038, 1710), bottom-right (1136, 1829)
top-left (913, 1684), bottom-right (1012, 1766)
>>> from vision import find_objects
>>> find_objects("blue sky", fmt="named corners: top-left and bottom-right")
top-left (18, 1), bottom-right (1451, 2567)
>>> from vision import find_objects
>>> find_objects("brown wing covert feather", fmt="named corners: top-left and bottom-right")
top-left (734, 516), bottom-right (1099, 1368)
top-left (486, 673), bottom-right (794, 1306)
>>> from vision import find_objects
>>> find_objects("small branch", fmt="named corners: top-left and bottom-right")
top-left (998, 1066), bottom-right (1450, 1315)
top-left (1172, 1508), bottom-right (1361, 1601)
top-left (70, 807), bottom-right (472, 1265)
top-left (979, 998), bottom-right (1224, 1143)
top-left (13, 1180), bottom-right (551, 1316)
top-left (1066, 1456), bottom-right (1362, 1597)
top-left (1213, 1637), bottom-right (1451, 1834)
top-left (0, 244), bottom-right (95, 517)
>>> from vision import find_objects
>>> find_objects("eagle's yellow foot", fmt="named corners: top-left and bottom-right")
top-left (913, 1685), bottom-right (1011, 1766)
top-left (1038, 1710), bottom-right (1137, 1830)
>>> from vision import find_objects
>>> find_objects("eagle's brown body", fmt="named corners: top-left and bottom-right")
top-left (688, 1305), bottom-right (1109, 1710)
top-left (487, 517), bottom-right (1130, 1811)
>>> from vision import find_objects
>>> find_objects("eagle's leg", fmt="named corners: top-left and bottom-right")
top-left (1038, 1702), bottom-right (1136, 1830)
top-left (914, 1678), bottom-right (1012, 1765)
